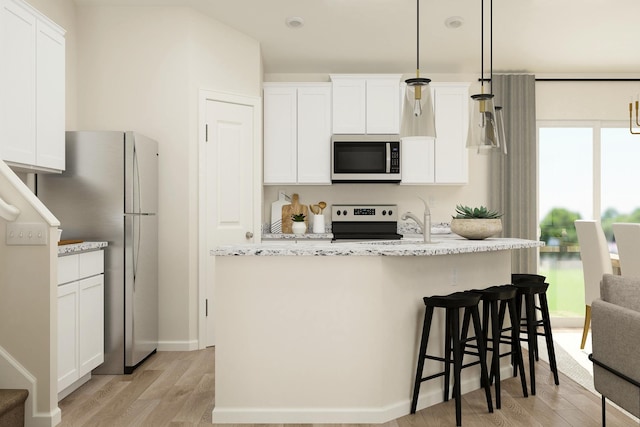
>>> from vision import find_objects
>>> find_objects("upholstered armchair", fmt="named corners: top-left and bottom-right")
top-left (590, 274), bottom-right (640, 425)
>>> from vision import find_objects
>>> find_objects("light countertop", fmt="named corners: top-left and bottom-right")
top-left (58, 241), bottom-right (108, 256)
top-left (213, 234), bottom-right (543, 257)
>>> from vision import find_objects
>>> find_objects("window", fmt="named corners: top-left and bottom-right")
top-left (538, 121), bottom-right (638, 319)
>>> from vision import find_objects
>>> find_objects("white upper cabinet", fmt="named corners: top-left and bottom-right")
top-left (263, 83), bottom-right (332, 185)
top-left (331, 74), bottom-right (401, 134)
top-left (0, 0), bottom-right (65, 172)
top-left (36, 19), bottom-right (65, 170)
top-left (401, 83), bottom-right (469, 185)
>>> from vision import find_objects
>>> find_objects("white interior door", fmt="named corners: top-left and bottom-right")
top-left (206, 99), bottom-right (254, 244)
top-left (201, 93), bottom-right (259, 347)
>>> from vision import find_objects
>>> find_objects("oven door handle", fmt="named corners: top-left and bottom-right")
top-left (385, 143), bottom-right (391, 173)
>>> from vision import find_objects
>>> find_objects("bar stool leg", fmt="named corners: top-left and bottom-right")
top-left (444, 308), bottom-right (453, 402)
top-left (524, 293), bottom-right (538, 395)
top-left (488, 300), bottom-right (502, 409)
top-left (451, 307), bottom-right (463, 427)
top-left (491, 300), bottom-right (508, 384)
top-left (471, 305), bottom-right (494, 415)
top-left (539, 293), bottom-right (560, 385)
top-left (508, 297), bottom-right (529, 397)
top-left (411, 306), bottom-right (434, 414)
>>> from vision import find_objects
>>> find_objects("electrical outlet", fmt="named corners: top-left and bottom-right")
top-left (6, 222), bottom-right (48, 246)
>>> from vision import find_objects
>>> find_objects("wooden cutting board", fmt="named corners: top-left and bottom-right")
top-left (59, 239), bottom-right (84, 246)
top-left (281, 193), bottom-right (308, 234)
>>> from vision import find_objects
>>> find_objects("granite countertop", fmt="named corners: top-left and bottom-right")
top-left (58, 241), bottom-right (108, 256)
top-left (262, 232), bottom-right (333, 240)
top-left (212, 234), bottom-right (544, 257)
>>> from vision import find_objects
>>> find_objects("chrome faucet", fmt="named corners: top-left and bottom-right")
top-left (401, 197), bottom-right (431, 243)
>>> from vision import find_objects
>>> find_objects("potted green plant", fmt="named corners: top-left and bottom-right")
top-left (450, 205), bottom-right (503, 240)
top-left (291, 213), bottom-right (307, 235)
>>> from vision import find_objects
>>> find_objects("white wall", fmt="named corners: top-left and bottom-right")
top-left (537, 79), bottom-right (640, 121)
top-left (74, 5), bottom-right (261, 348)
top-left (262, 73), bottom-right (492, 226)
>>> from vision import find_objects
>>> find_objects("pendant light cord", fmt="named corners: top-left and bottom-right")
top-left (480, 0), bottom-right (484, 92)
top-left (416, 0), bottom-right (420, 74)
top-left (490, 0), bottom-right (493, 95)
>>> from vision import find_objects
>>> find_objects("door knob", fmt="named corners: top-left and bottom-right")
top-left (245, 231), bottom-right (254, 239)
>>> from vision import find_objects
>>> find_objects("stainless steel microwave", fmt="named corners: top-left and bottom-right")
top-left (331, 134), bottom-right (401, 183)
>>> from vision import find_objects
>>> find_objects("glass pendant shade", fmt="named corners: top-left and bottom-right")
top-left (494, 106), bottom-right (507, 155)
top-left (467, 93), bottom-right (501, 154)
top-left (400, 77), bottom-right (436, 138)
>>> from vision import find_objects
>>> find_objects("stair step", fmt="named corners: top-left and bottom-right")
top-left (0, 389), bottom-right (28, 427)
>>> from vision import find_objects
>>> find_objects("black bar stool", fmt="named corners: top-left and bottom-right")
top-left (512, 273), bottom-right (560, 395)
top-left (411, 291), bottom-right (493, 426)
top-left (470, 285), bottom-right (529, 409)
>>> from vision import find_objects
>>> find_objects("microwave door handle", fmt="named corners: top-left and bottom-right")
top-left (386, 143), bottom-right (391, 173)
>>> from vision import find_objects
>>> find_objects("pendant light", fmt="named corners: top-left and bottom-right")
top-left (400, 0), bottom-right (436, 139)
top-left (629, 98), bottom-right (640, 134)
top-left (467, 0), bottom-right (504, 154)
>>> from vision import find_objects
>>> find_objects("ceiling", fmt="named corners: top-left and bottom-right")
top-left (73, 0), bottom-right (640, 77)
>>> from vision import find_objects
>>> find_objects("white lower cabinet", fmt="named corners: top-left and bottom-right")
top-left (57, 250), bottom-right (104, 399)
top-left (401, 83), bottom-right (470, 185)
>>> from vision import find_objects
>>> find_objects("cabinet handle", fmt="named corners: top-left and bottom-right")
top-left (246, 231), bottom-right (254, 239)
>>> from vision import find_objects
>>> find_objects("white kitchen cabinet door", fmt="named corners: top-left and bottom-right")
top-left (331, 77), bottom-right (366, 134)
top-left (57, 282), bottom-right (79, 392)
top-left (263, 83), bottom-right (331, 185)
top-left (0, 0), bottom-right (36, 166)
top-left (400, 137), bottom-right (435, 184)
top-left (263, 86), bottom-right (297, 184)
top-left (78, 275), bottom-right (104, 377)
top-left (296, 85), bottom-right (331, 184)
top-left (401, 83), bottom-right (469, 185)
top-left (58, 250), bottom-right (105, 397)
top-left (36, 19), bottom-right (65, 170)
top-left (331, 75), bottom-right (401, 134)
top-left (433, 84), bottom-right (469, 184)
top-left (365, 77), bottom-right (401, 134)
top-left (0, 0), bottom-right (65, 172)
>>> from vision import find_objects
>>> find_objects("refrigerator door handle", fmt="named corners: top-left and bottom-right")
top-left (134, 144), bottom-right (141, 214)
top-left (124, 213), bottom-right (156, 290)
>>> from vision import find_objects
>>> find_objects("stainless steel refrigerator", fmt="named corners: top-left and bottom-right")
top-left (38, 131), bottom-right (158, 374)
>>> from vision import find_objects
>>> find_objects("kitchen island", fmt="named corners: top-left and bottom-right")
top-left (211, 236), bottom-right (543, 423)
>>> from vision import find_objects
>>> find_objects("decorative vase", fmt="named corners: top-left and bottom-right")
top-left (312, 214), bottom-right (325, 234)
top-left (450, 218), bottom-right (502, 240)
top-left (292, 221), bottom-right (307, 235)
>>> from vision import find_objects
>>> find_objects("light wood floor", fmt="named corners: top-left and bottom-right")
top-left (57, 346), bottom-right (637, 427)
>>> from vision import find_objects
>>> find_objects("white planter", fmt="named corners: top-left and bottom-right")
top-left (450, 218), bottom-right (502, 240)
top-left (292, 221), bottom-right (307, 235)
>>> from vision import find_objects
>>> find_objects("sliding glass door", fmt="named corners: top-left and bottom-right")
top-left (538, 122), bottom-right (639, 321)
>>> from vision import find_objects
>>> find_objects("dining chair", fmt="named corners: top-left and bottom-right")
top-left (575, 220), bottom-right (613, 350)
top-left (612, 223), bottom-right (640, 278)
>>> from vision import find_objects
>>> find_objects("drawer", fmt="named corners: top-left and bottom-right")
top-left (58, 255), bottom-right (79, 285)
top-left (78, 251), bottom-right (104, 278)
top-left (58, 251), bottom-right (104, 285)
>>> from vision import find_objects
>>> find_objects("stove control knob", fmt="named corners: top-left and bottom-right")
top-left (382, 210), bottom-right (387, 215)
top-left (336, 210), bottom-right (341, 216)
top-left (342, 210), bottom-right (348, 216)
top-left (388, 209), bottom-right (393, 216)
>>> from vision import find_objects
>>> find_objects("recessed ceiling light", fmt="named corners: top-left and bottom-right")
top-left (285, 16), bottom-right (304, 29)
top-left (445, 16), bottom-right (464, 29)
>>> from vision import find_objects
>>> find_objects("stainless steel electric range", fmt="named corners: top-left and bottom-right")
top-left (331, 204), bottom-right (402, 241)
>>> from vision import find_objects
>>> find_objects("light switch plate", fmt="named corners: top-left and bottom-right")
top-left (6, 222), bottom-right (48, 246)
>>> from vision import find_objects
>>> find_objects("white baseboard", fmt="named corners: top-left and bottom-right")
top-left (212, 365), bottom-right (514, 424)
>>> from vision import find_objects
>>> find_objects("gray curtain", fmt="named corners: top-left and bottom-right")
top-left (490, 74), bottom-right (538, 273)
